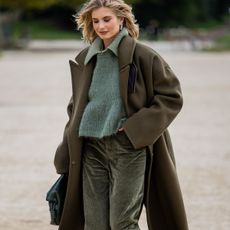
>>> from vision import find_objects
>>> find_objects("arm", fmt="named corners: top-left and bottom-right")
top-left (122, 54), bottom-right (183, 149)
top-left (54, 96), bottom-right (73, 174)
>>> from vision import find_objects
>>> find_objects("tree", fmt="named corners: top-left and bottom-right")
top-left (0, 0), bottom-right (60, 48)
top-left (0, 0), bottom-right (58, 10)
top-left (58, 0), bottom-right (137, 9)
top-left (133, 0), bottom-right (229, 28)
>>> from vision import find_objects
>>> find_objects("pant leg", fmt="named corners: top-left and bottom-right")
top-left (109, 131), bottom-right (147, 230)
top-left (82, 138), bottom-right (110, 230)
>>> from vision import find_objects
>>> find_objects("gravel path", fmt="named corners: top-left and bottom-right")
top-left (0, 49), bottom-right (229, 230)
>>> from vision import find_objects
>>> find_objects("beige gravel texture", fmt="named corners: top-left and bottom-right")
top-left (0, 49), bottom-right (230, 230)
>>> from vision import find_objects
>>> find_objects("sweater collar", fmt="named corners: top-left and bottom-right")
top-left (84, 28), bottom-right (128, 65)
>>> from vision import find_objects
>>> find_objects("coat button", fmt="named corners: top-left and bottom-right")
top-left (71, 161), bottom-right (76, 165)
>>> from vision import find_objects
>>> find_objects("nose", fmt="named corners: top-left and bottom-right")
top-left (98, 21), bottom-right (105, 30)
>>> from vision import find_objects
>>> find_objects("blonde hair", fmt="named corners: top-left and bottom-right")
top-left (74, 0), bottom-right (139, 43)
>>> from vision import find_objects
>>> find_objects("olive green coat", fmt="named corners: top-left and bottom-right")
top-left (54, 35), bottom-right (189, 230)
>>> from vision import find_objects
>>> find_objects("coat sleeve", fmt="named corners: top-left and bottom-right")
top-left (54, 96), bottom-right (73, 174)
top-left (122, 54), bottom-right (183, 149)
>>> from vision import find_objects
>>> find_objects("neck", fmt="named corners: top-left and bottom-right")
top-left (103, 38), bottom-right (113, 49)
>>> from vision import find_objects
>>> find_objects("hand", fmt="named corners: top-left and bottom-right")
top-left (118, 127), bottom-right (124, 132)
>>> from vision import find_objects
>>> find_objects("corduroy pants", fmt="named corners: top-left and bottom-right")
top-left (82, 131), bottom-right (147, 230)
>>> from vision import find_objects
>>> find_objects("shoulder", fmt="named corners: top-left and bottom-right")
top-left (135, 41), bottom-right (161, 59)
top-left (134, 41), bottom-right (169, 67)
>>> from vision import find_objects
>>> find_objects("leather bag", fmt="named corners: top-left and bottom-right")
top-left (46, 174), bottom-right (68, 225)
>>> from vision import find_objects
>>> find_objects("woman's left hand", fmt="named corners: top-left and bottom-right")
top-left (118, 127), bottom-right (124, 132)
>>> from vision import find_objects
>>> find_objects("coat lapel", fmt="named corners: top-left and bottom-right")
top-left (69, 51), bottom-right (95, 129)
top-left (118, 36), bottom-right (136, 116)
top-left (76, 60), bottom-right (95, 112)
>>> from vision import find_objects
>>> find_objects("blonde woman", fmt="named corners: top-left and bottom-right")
top-left (53, 0), bottom-right (189, 229)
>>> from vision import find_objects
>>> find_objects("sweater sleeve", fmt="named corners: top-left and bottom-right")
top-left (122, 54), bottom-right (183, 149)
top-left (54, 96), bottom-right (73, 174)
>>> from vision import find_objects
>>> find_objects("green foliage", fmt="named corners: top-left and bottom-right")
top-left (0, 0), bottom-right (138, 11)
top-left (13, 19), bottom-right (81, 39)
top-left (0, 0), bottom-right (58, 10)
top-left (1, 0), bottom-right (229, 31)
top-left (58, 0), bottom-right (137, 8)
top-left (58, 0), bottom-right (85, 8)
top-left (213, 33), bottom-right (230, 51)
top-left (134, 0), bottom-right (228, 27)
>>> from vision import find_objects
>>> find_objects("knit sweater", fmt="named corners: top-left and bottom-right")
top-left (78, 28), bottom-right (128, 138)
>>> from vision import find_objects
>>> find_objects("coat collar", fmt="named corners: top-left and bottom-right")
top-left (84, 28), bottom-right (129, 65)
top-left (75, 34), bottom-right (136, 70)
top-left (118, 35), bottom-right (136, 69)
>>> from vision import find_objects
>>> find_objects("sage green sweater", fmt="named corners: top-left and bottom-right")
top-left (78, 28), bottom-right (128, 138)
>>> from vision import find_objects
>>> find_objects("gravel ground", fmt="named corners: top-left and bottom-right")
top-left (0, 49), bottom-right (229, 230)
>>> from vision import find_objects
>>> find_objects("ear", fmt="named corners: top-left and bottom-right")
top-left (119, 17), bottom-right (124, 24)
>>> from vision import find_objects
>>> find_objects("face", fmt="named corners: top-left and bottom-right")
top-left (92, 7), bottom-right (123, 47)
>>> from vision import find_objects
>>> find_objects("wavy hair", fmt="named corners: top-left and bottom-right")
top-left (74, 0), bottom-right (139, 43)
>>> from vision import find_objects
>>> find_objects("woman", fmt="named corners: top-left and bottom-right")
top-left (54, 0), bottom-right (189, 229)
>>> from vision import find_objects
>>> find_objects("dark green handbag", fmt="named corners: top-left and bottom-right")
top-left (46, 174), bottom-right (68, 225)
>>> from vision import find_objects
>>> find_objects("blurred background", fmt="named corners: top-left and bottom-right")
top-left (0, 0), bottom-right (230, 50)
top-left (0, 1), bottom-right (230, 230)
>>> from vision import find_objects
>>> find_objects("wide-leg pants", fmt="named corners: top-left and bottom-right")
top-left (82, 131), bottom-right (147, 230)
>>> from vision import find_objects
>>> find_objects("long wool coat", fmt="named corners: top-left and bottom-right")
top-left (54, 35), bottom-right (189, 230)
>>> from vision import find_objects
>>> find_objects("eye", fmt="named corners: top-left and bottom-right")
top-left (104, 18), bottom-right (111, 22)
top-left (92, 20), bottom-right (99, 24)
top-left (103, 16), bottom-right (112, 22)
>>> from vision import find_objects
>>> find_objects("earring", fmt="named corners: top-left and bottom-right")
top-left (119, 24), bottom-right (123, 31)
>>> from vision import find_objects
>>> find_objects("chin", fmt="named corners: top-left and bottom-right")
top-left (99, 34), bottom-right (111, 40)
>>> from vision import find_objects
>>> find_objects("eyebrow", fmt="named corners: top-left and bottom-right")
top-left (92, 16), bottom-right (112, 20)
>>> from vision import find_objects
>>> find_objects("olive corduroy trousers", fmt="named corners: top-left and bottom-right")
top-left (82, 131), bottom-right (147, 230)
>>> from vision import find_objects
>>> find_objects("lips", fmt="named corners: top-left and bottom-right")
top-left (99, 31), bottom-right (108, 35)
